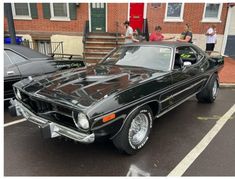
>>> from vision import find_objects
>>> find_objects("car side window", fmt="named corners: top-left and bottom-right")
top-left (4, 51), bottom-right (13, 66)
top-left (174, 46), bottom-right (197, 69)
top-left (5, 50), bottom-right (27, 64)
top-left (190, 46), bottom-right (204, 61)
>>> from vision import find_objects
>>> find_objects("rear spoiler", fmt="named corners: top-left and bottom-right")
top-left (49, 53), bottom-right (83, 60)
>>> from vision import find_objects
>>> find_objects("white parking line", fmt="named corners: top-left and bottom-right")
top-left (4, 118), bottom-right (27, 127)
top-left (168, 104), bottom-right (235, 176)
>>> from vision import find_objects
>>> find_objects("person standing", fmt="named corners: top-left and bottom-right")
top-left (121, 21), bottom-right (133, 44)
top-left (205, 25), bottom-right (217, 54)
top-left (177, 24), bottom-right (193, 43)
top-left (132, 28), bottom-right (145, 43)
top-left (149, 26), bottom-right (175, 41)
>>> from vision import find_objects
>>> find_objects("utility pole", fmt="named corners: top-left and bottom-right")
top-left (5, 3), bottom-right (16, 44)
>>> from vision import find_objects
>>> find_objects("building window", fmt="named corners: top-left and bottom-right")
top-left (50, 3), bottom-right (70, 21)
top-left (202, 3), bottom-right (223, 22)
top-left (92, 3), bottom-right (105, 8)
top-left (35, 40), bottom-right (52, 55)
top-left (12, 3), bottom-right (32, 20)
top-left (164, 3), bottom-right (184, 22)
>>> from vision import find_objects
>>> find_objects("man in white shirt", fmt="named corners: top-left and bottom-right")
top-left (122, 21), bottom-right (133, 44)
top-left (205, 25), bottom-right (217, 54)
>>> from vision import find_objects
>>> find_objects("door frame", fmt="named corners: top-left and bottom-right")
top-left (221, 5), bottom-right (234, 55)
top-left (127, 3), bottom-right (148, 21)
top-left (88, 3), bottom-right (108, 32)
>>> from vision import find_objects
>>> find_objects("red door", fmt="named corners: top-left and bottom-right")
top-left (129, 3), bottom-right (144, 31)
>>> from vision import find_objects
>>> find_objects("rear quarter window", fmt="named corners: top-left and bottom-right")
top-left (4, 51), bottom-right (12, 66)
top-left (5, 50), bottom-right (27, 64)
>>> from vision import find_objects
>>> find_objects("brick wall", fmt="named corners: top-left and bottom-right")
top-left (107, 3), bottom-right (128, 34)
top-left (4, 3), bottom-right (228, 36)
top-left (4, 3), bottom-right (88, 34)
top-left (147, 3), bottom-right (228, 35)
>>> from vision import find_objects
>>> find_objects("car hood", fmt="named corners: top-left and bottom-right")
top-left (17, 65), bottom-right (167, 108)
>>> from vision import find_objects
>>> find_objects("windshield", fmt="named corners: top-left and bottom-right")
top-left (101, 46), bottom-right (172, 71)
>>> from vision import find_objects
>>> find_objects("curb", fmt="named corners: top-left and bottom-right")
top-left (219, 83), bottom-right (235, 88)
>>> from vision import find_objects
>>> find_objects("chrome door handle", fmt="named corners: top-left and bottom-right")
top-left (7, 71), bottom-right (15, 75)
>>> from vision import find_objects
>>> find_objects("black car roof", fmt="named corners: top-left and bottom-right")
top-left (4, 44), bottom-right (51, 60)
top-left (123, 41), bottom-right (194, 48)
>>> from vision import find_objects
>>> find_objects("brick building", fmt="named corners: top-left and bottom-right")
top-left (4, 3), bottom-right (235, 60)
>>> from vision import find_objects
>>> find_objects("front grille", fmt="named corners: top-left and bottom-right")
top-left (19, 91), bottom-right (77, 129)
top-left (20, 93), bottom-right (53, 113)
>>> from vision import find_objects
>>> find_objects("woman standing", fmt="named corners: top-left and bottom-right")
top-left (205, 25), bottom-right (217, 54)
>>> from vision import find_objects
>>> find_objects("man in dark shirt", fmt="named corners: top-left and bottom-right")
top-left (177, 24), bottom-right (193, 43)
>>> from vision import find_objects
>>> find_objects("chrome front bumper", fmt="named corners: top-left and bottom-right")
top-left (14, 100), bottom-right (95, 144)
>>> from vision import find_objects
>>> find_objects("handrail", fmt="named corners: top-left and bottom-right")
top-left (115, 21), bottom-right (119, 45)
top-left (21, 41), bottom-right (64, 55)
top-left (82, 20), bottom-right (89, 60)
top-left (52, 42), bottom-right (63, 54)
top-left (82, 20), bottom-right (89, 44)
top-left (143, 18), bottom-right (149, 41)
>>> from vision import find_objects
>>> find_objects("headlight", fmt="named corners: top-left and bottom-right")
top-left (77, 113), bottom-right (89, 130)
top-left (16, 89), bottom-right (22, 100)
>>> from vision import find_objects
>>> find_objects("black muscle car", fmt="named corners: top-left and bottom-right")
top-left (10, 42), bottom-right (224, 154)
top-left (4, 44), bottom-right (85, 100)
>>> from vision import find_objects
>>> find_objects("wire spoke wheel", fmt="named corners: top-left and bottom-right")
top-left (128, 113), bottom-right (149, 147)
top-left (112, 105), bottom-right (153, 155)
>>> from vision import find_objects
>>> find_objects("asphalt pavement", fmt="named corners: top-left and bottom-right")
top-left (4, 88), bottom-right (235, 176)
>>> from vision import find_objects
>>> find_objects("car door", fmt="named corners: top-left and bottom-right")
top-left (4, 51), bottom-right (21, 99)
top-left (5, 49), bottom-right (45, 79)
top-left (171, 46), bottom-right (208, 104)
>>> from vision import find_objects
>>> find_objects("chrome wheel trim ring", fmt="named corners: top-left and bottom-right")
top-left (128, 113), bottom-right (149, 148)
top-left (212, 80), bottom-right (218, 99)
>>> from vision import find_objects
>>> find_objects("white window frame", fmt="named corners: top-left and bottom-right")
top-left (11, 3), bottom-right (32, 20)
top-left (202, 3), bottom-right (223, 23)
top-left (50, 3), bottom-right (70, 21)
top-left (164, 3), bottom-right (184, 22)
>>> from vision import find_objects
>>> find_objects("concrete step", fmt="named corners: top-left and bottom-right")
top-left (85, 46), bottom-right (114, 49)
top-left (85, 43), bottom-right (118, 48)
top-left (84, 48), bottom-right (113, 53)
top-left (84, 51), bottom-right (108, 55)
top-left (85, 38), bottom-right (124, 42)
top-left (85, 57), bottom-right (104, 63)
top-left (88, 32), bottom-right (121, 36)
top-left (84, 51), bottom-right (108, 58)
top-left (87, 35), bottom-right (123, 39)
top-left (84, 54), bottom-right (107, 58)
top-left (85, 41), bottom-right (124, 45)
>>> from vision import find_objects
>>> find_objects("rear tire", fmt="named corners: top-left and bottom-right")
top-left (112, 105), bottom-right (153, 155)
top-left (196, 74), bottom-right (218, 103)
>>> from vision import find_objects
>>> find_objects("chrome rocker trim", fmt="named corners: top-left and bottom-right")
top-left (14, 100), bottom-right (95, 144)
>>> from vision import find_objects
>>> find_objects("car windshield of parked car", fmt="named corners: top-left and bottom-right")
top-left (101, 46), bottom-right (172, 71)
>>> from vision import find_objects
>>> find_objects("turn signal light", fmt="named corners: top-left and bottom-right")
top-left (102, 113), bottom-right (116, 123)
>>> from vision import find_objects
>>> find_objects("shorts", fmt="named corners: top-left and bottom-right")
top-left (206, 43), bottom-right (215, 52)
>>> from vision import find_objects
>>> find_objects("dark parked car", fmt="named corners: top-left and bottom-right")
top-left (4, 44), bottom-right (85, 100)
top-left (10, 42), bottom-right (224, 154)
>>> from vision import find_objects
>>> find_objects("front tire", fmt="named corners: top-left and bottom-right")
top-left (196, 74), bottom-right (218, 103)
top-left (112, 105), bottom-right (153, 155)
